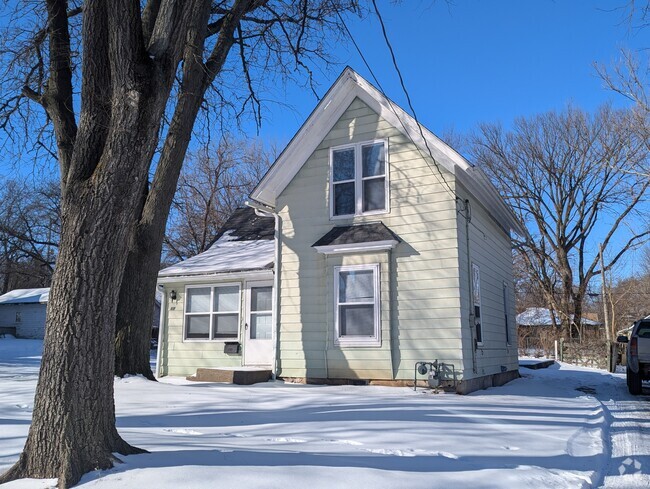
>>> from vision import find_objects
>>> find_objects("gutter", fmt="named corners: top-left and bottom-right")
top-left (246, 198), bottom-right (281, 379)
top-left (157, 269), bottom-right (273, 285)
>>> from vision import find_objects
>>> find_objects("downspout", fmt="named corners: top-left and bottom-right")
top-left (155, 285), bottom-right (167, 378)
top-left (388, 247), bottom-right (397, 379)
top-left (247, 199), bottom-right (281, 379)
top-left (324, 254), bottom-right (330, 380)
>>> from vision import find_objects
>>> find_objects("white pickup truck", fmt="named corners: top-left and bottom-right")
top-left (622, 318), bottom-right (650, 395)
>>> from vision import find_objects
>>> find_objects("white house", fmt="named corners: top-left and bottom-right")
top-left (0, 287), bottom-right (162, 340)
top-left (156, 67), bottom-right (523, 393)
top-left (0, 288), bottom-right (49, 338)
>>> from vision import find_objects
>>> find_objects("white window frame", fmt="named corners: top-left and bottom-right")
top-left (472, 263), bottom-right (483, 346)
top-left (334, 263), bottom-right (381, 347)
top-left (183, 283), bottom-right (241, 342)
top-left (329, 139), bottom-right (389, 219)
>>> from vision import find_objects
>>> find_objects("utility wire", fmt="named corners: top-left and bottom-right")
top-left (334, 5), bottom-right (459, 205)
top-left (371, 0), bottom-right (457, 200)
top-left (335, 4), bottom-right (490, 239)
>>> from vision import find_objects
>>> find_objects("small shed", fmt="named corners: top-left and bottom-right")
top-left (0, 288), bottom-right (49, 339)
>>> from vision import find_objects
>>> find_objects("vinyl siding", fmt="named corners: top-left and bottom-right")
top-left (456, 183), bottom-right (519, 379)
top-left (276, 97), bottom-right (464, 381)
top-left (159, 274), bottom-right (272, 377)
top-left (0, 303), bottom-right (46, 339)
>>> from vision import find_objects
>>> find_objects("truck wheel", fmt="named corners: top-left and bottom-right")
top-left (627, 367), bottom-right (642, 395)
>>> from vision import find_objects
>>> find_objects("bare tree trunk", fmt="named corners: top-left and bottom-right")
top-left (113, 0), bottom-right (244, 378)
top-left (115, 244), bottom-right (158, 380)
top-left (0, 158), bottom-right (149, 487)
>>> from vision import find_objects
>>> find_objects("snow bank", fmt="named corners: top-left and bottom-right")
top-left (0, 340), bottom-right (648, 488)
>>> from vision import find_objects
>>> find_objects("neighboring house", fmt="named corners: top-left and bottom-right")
top-left (517, 307), bottom-right (602, 345)
top-left (0, 287), bottom-right (161, 340)
top-left (157, 67), bottom-right (523, 393)
top-left (0, 288), bottom-right (49, 338)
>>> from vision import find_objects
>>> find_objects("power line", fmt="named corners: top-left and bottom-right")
top-left (371, 0), bottom-right (456, 200)
top-left (336, 4), bottom-right (493, 240)
top-left (334, 6), bottom-right (458, 203)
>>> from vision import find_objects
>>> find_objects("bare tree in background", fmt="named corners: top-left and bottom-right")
top-left (0, 179), bottom-right (60, 293)
top-left (595, 1), bottom-right (649, 162)
top-left (163, 136), bottom-right (272, 264)
top-left (472, 105), bottom-right (650, 338)
top-left (0, 1), bottom-right (362, 486)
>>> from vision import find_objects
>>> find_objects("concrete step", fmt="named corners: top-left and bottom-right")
top-left (187, 367), bottom-right (272, 385)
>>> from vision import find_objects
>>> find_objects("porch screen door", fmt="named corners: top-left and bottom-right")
top-left (244, 283), bottom-right (274, 366)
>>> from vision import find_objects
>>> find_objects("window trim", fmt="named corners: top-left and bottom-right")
top-left (329, 139), bottom-right (389, 219)
top-left (472, 263), bottom-right (483, 346)
top-left (183, 283), bottom-right (241, 342)
top-left (246, 282), bottom-right (274, 342)
top-left (334, 263), bottom-right (381, 347)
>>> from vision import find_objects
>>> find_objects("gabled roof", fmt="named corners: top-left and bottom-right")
top-left (158, 207), bottom-right (275, 279)
top-left (249, 67), bottom-right (523, 235)
top-left (0, 288), bottom-right (49, 305)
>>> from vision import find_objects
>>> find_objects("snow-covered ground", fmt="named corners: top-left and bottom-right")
top-left (0, 337), bottom-right (649, 489)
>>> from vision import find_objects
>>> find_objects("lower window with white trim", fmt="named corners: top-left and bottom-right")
top-left (184, 284), bottom-right (240, 340)
top-left (334, 264), bottom-right (381, 347)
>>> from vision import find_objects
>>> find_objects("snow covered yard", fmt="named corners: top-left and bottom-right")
top-left (0, 338), bottom-right (649, 489)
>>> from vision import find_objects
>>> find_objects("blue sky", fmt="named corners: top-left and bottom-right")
top-left (247, 0), bottom-right (649, 278)
top-left (1, 1), bottom-right (647, 276)
top-left (252, 0), bottom-right (649, 145)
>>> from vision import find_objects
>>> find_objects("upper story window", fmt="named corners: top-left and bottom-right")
top-left (331, 140), bottom-right (388, 218)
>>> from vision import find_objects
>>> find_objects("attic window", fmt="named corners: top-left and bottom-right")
top-left (331, 140), bottom-right (387, 218)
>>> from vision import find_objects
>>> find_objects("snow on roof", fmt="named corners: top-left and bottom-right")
top-left (158, 239), bottom-right (274, 279)
top-left (158, 207), bottom-right (275, 279)
top-left (517, 307), bottom-right (602, 327)
top-left (0, 288), bottom-right (50, 305)
top-left (517, 307), bottom-right (558, 327)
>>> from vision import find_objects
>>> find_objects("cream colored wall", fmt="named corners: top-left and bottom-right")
top-left (276, 97), bottom-right (465, 381)
top-left (456, 184), bottom-right (519, 379)
top-left (159, 274), bottom-right (272, 377)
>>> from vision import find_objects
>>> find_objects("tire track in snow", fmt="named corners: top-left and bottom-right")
top-left (588, 384), bottom-right (650, 488)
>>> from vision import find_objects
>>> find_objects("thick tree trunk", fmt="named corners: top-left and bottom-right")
top-left (0, 171), bottom-right (148, 487)
top-left (114, 230), bottom-right (161, 380)
top-left (113, 0), bottom-right (244, 378)
top-left (0, 2), bottom-right (169, 482)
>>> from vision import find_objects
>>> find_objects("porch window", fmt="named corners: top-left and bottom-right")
top-left (334, 264), bottom-right (380, 346)
top-left (184, 285), bottom-right (240, 340)
top-left (331, 140), bottom-right (387, 217)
